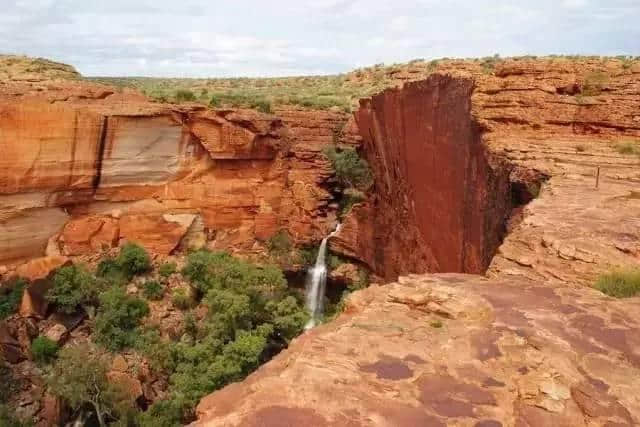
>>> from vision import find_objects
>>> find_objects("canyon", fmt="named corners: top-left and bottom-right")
top-left (1, 56), bottom-right (639, 426)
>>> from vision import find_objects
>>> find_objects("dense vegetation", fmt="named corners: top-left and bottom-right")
top-left (134, 250), bottom-right (309, 425)
top-left (0, 243), bottom-right (310, 426)
top-left (595, 269), bottom-right (640, 298)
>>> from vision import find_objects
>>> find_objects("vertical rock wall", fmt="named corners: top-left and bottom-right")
top-left (331, 75), bottom-right (513, 280)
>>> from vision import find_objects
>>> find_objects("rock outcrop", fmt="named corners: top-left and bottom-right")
top-left (0, 82), bottom-right (353, 269)
top-left (333, 58), bottom-right (640, 286)
top-left (194, 273), bottom-right (640, 426)
top-left (331, 76), bottom-right (514, 280)
top-left (195, 60), bottom-right (640, 425)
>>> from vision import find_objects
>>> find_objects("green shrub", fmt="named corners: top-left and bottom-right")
top-left (582, 71), bottom-right (609, 96)
top-left (175, 89), bottom-right (196, 103)
top-left (132, 252), bottom-right (309, 424)
top-left (614, 140), bottom-right (640, 156)
top-left (47, 265), bottom-right (98, 313)
top-left (327, 254), bottom-right (345, 271)
top-left (143, 280), bottom-right (165, 300)
top-left (96, 257), bottom-right (128, 286)
top-left (251, 99), bottom-right (272, 114)
top-left (323, 146), bottom-right (373, 191)
top-left (297, 246), bottom-right (319, 267)
top-left (172, 288), bottom-right (194, 310)
top-left (266, 230), bottom-right (293, 264)
top-left (48, 344), bottom-right (133, 426)
top-left (182, 250), bottom-right (286, 297)
top-left (116, 243), bottom-right (151, 277)
top-left (339, 188), bottom-right (365, 218)
top-left (31, 336), bottom-right (58, 365)
top-left (158, 262), bottom-right (177, 278)
top-left (0, 278), bottom-right (27, 319)
top-left (595, 269), bottom-right (640, 298)
top-left (94, 287), bottom-right (149, 351)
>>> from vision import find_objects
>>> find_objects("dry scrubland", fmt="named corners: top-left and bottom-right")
top-left (89, 54), bottom-right (640, 112)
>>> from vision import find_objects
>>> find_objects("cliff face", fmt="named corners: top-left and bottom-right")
top-left (194, 60), bottom-right (640, 426)
top-left (331, 76), bottom-right (513, 280)
top-left (0, 81), bottom-right (352, 266)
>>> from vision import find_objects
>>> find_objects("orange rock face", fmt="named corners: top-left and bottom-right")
top-left (332, 76), bottom-right (514, 280)
top-left (0, 83), bottom-right (352, 265)
top-left (194, 60), bottom-right (640, 426)
top-left (193, 274), bottom-right (640, 427)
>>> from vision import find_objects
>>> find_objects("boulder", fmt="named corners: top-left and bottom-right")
top-left (106, 371), bottom-right (143, 402)
top-left (43, 324), bottom-right (68, 346)
top-left (328, 263), bottom-right (360, 287)
top-left (0, 322), bottom-right (23, 363)
top-left (14, 256), bottom-right (69, 282)
top-left (20, 278), bottom-right (54, 318)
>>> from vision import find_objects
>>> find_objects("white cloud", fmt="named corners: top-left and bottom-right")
top-left (0, 0), bottom-right (637, 77)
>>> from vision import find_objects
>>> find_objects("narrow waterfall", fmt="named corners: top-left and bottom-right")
top-left (304, 223), bottom-right (341, 329)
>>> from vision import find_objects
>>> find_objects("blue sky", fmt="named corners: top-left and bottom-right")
top-left (0, 0), bottom-right (638, 77)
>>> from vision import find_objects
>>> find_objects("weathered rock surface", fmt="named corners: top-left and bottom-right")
top-left (194, 274), bottom-right (640, 426)
top-left (333, 59), bottom-right (640, 287)
top-left (333, 76), bottom-right (514, 280)
top-left (0, 83), bottom-right (353, 267)
top-left (195, 60), bottom-right (640, 425)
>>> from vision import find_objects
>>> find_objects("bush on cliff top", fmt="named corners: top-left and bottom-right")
top-left (595, 269), bottom-right (640, 298)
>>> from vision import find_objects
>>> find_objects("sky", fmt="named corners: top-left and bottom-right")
top-left (0, 0), bottom-right (638, 77)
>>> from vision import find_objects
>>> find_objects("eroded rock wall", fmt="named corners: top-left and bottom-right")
top-left (332, 75), bottom-right (513, 280)
top-left (0, 83), bottom-right (351, 266)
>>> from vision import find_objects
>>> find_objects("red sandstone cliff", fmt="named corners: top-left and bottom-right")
top-left (0, 81), bottom-right (353, 269)
top-left (194, 61), bottom-right (640, 427)
top-left (330, 76), bottom-right (514, 280)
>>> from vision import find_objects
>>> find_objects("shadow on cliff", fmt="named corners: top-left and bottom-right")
top-left (330, 74), bottom-right (548, 281)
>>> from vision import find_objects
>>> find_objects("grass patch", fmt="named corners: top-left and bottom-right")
top-left (614, 140), bottom-right (640, 156)
top-left (595, 269), bottom-right (640, 298)
top-left (430, 320), bottom-right (443, 328)
top-left (582, 71), bottom-right (609, 96)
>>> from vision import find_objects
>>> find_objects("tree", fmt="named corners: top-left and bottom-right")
top-left (323, 146), bottom-right (373, 191)
top-left (94, 287), bottom-right (149, 351)
top-left (48, 345), bottom-right (132, 427)
top-left (0, 278), bottom-right (27, 319)
top-left (265, 296), bottom-right (309, 342)
top-left (116, 243), bottom-right (151, 277)
top-left (47, 265), bottom-right (98, 313)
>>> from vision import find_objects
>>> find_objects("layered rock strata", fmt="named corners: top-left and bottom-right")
top-left (0, 82), bottom-right (354, 267)
top-left (195, 61), bottom-right (640, 426)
